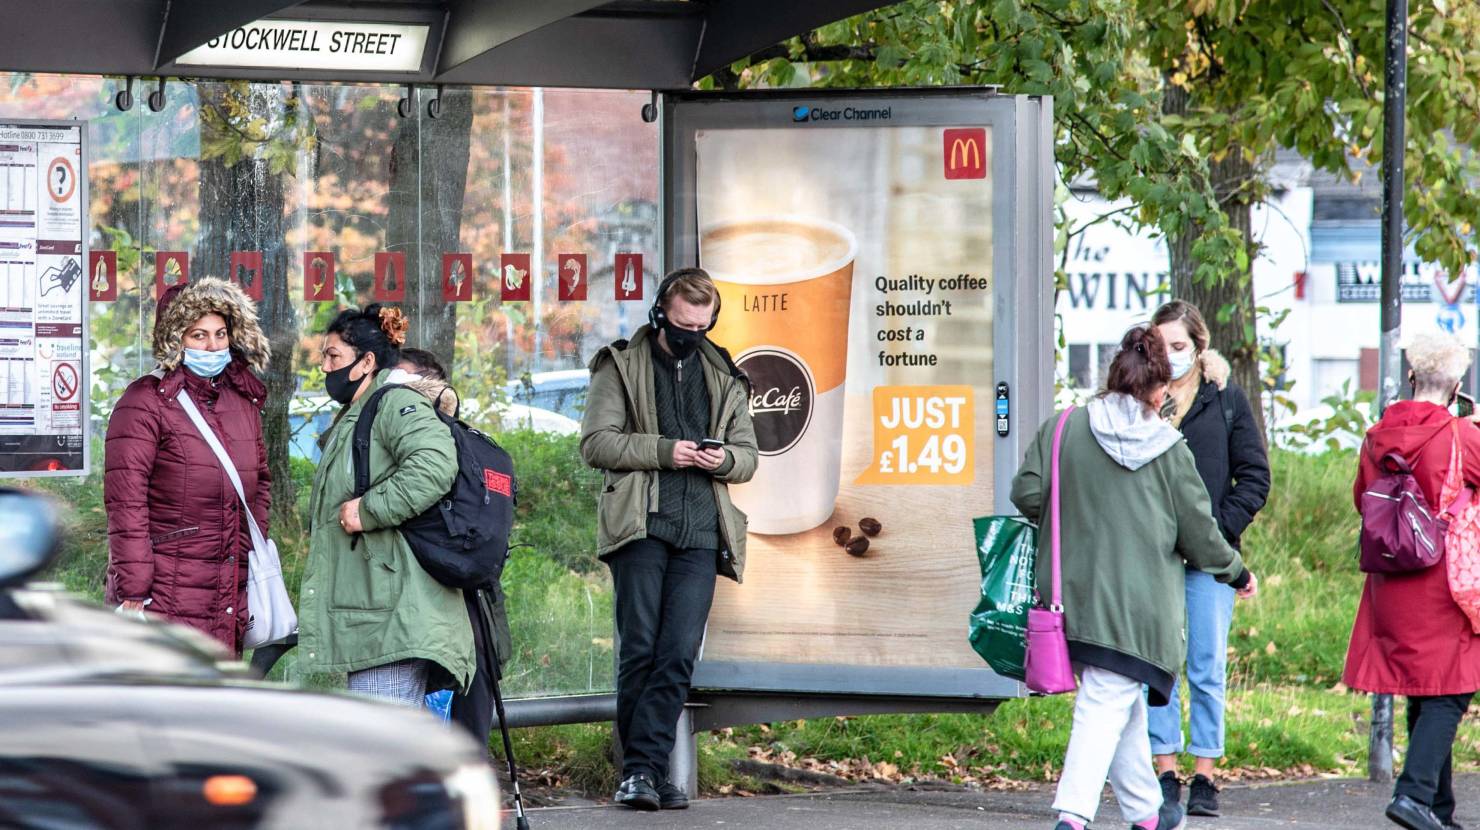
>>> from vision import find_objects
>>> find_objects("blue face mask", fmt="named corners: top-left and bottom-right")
top-left (183, 348), bottom-right (231, 378)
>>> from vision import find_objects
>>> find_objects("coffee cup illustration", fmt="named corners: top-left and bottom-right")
top-left (702, 216), bottom-right (857, 535)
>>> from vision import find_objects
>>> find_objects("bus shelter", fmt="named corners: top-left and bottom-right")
top-left (0, 0), bottom-right (1054, 795)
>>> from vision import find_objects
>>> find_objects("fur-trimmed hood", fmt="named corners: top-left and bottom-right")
top-left (1199, 349), bottom-right (1231, 391)
top-left (153, 278), bottom-right (271, 374)
top-left (389, 370), bottom-right (459, 417)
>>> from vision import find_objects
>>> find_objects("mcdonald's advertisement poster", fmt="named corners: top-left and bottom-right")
top-left (694, 123), bottom-right (996, 671)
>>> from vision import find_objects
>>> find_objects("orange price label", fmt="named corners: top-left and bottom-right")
top-left (856, 385), bottom-right (975, 486)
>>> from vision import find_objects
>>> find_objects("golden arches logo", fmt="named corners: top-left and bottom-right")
top-left (949, 137), bottom-right (982, 171)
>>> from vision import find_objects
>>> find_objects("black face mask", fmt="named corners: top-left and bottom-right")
top-left (663, 322), bottom-right (705, 361)
top-left (325, 358), bottom-right (368, 405)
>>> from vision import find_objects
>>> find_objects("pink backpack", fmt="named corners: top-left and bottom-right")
top-left (1439, 421), bottom-right (1480, 632)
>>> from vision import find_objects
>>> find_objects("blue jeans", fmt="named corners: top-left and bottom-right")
top-left (1148, 569), bottom-right (1236, 758)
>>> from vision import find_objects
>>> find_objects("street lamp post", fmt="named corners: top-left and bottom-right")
top-left (1371, 0), bottom-right (1409, 785)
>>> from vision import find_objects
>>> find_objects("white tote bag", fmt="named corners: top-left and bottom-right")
top-left (176, 388), bottom-right (298, 649)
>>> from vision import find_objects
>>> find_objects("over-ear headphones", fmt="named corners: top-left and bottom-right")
top-left (649, 268), bottom-right (721, 332)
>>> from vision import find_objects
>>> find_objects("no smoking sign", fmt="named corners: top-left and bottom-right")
top-left (52, 362), bottom-right (79, 402)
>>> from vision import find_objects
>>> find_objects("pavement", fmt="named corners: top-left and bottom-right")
top-left (524, 774), bottom-right (1480, 828)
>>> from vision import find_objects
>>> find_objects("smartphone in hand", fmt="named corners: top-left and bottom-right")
top-left (699, 438), bottom-right (725, 451)
top-left (1458, 391), bottom-right (1476, 420)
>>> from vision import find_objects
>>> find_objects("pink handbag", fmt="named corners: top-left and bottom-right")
top-left (1025, 407), bottom-right (1077, 695)
top-left (1440, 421), bottom-right (1480, 633)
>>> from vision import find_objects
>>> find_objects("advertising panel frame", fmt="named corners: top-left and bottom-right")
top-left (0, 117), bottom-right (90, 479)
top-left (661, 88), bottom-right (1054, 702)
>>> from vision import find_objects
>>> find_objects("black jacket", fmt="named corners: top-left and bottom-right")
top-left (1177, 363), bottom-right (1271, 548)
top-left (647, 337), bottom-right (721, 551)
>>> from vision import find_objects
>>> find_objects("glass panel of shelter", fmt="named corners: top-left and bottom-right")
top-left (0, 73), bottom-right (662, 698)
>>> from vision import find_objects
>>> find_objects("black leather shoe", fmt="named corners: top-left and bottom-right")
top-left (1387, 795), bottom-right (1446, 830)
top-left (1187, 774), bottom-right (1220, 817)
top-left (657, 778), bottom-right (689, 810)
top-left (614, 774), bottom-right (660, 811)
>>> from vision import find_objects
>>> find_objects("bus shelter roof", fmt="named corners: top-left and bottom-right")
top-left (0, 1), bottom-right (893, 90)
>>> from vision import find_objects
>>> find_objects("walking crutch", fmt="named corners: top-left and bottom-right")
top-left (491, 668), bottom-right (531, 830)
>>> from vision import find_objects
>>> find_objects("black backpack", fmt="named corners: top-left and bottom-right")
top-left (351, 385), bottom-right (516, 591)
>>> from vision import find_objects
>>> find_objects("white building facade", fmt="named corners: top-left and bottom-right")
top-left (1056, 157), bottom-right (1479, 425)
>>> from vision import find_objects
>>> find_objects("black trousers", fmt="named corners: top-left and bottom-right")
top-left (1397, 692), bottom-right (1475, 823)
top-left (451, 590), bottom-right (496, 751)
top-left (609, 538), bottom-right (717, 780)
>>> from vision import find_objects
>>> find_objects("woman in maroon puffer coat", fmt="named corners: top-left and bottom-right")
top-left (104, 277), bottom-right (272, 655)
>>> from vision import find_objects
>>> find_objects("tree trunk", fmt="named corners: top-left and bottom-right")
top-left (1162, 83), bottom-right (1266, 438)
top-left (387, 87), bottom-right (475, 362)
top-left (195, 84), bottom-right (300, 533)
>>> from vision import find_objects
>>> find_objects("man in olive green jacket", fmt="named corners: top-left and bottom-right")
top-left (298, 369), bottom-right (474, 697)
top-left (581, 268), bottom-right (757, 811)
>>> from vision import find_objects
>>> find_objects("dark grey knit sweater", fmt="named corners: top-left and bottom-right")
top-left (648, 337), bottom-right (721, 551)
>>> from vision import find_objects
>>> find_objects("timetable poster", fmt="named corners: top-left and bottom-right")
top-left (0, 121), bottom-right (88, 476)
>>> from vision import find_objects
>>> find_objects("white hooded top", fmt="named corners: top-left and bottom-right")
top-left (1086, 392), bottom-right (1184, 471)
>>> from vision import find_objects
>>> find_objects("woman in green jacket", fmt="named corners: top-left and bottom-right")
top-left (1011, 325), bottom-right (1258, 830)
top-left (298, 304), bottom-right (473, 706)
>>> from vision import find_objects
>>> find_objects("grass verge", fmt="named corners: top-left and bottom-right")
top-left (26, 433), bottom-right (1433, 795)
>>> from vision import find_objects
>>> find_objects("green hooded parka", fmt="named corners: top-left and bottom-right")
top-left (298, 370), bottom-right (474, 691)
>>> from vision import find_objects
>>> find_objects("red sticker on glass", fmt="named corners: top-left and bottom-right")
top-left (155, 251), bottom-right (189, 297)
top-left (500, 253), bottom-right (532, 302)
top-left (89, 250), bottom-right (118, 301)
top-left (375, 252), bottom-right (407, 302)
top-left (230, 251), bottom-right (264, 300)
top-left (443, 252), bottom-right (474, 302)
top-left (614, 253), bottom-right (643, 301)
top-left (557, 253), bottom-right (587, 301)
top-left (304, 252), bottom-right (336, 302)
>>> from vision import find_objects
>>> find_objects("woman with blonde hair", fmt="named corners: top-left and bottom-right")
top-left (1348, 333), bottom-right (1480, 830)
top-left (1148, 300), bottom-right (1270, 816)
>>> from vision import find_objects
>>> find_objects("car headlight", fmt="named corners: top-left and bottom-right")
top-left (445, 763), bottom-right (500, 830)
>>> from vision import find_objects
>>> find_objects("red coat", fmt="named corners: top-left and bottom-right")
top-left (1344, 401), bottom-right (1480, 696)
top-left (103, 360), bottom-right (270, 654)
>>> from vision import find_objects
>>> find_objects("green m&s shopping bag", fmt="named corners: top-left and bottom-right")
top-left (968, 515), bottom-right (1038, 680)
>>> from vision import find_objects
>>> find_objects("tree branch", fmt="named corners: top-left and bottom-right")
top-left (1320, 0), bottom-right (1372, 98)
top-left (1069, 112), bottom-right (1129, 163)
top-left (1026, 2), bottom-right (1087, 29)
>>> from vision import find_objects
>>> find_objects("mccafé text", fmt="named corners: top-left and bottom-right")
top-left (744, 292), bottom-right (789, 312)
top-left (751, 385), bottom-right (804, 415)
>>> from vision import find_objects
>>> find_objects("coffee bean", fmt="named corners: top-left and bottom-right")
top-left (859, 517), bottom-right (882, 537)
top-left (845, 536), bottom-right (870, 557)
top-left (832, 526), bottom-right (852, 546)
